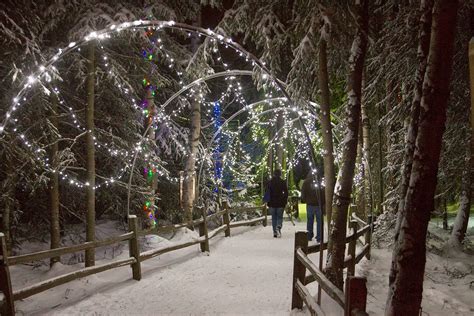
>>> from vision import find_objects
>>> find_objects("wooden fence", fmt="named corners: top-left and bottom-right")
top-left (291, 214), bottom-right (373, 316)
top-left (0, 205), bottom-right (267, 316)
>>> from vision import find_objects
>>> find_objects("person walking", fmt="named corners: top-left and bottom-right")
top-left (301, 171), bottom-right (325, 242)
top-left (265, 169), bottom-right (288, 238)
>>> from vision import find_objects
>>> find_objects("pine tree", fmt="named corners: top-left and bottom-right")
top-left (85, 41), bottom-right (96, 267)
top-left (386, 0), bottom-right (459, 313)
top-left (325, 0), bottom-right (369, 289)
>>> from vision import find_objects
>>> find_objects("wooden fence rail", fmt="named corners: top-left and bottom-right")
top-left (13, 257), bottom-right (136, 301)
top-left (0, 204), bottom-right (267, 316)
top-left (8, 232), bottom-right (134, 266)
top-left (296, 247), bottom-right (345, 308)
top-left (137, 217), bottom-right (204, 237)
top-left (291, 214), bottom-right (373, 316)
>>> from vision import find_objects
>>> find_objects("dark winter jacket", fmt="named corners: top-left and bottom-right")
top-left (266, 176), bottom-right (288, 208)
top-left (301, 177), bottom-right (325, 208)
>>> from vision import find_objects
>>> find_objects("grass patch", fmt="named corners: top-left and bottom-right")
top-left (298, 203), bottom-right (307, 221)
top-left (297, 204), bottom-right (327, 223)
top-left (446, 202), bottom-right (474, 215)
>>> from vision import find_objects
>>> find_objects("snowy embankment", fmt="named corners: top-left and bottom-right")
top-left (359, 248), bottom-right (474, 315)
top-left (11, 219), bottom-right (474, 315)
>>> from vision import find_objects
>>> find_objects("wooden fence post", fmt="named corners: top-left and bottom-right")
top-left (291, 231), bottom-right (308, 310)
top-left (365, 215), bottom-right (372, 260)
top-left (198, 207), bottom-right (210, 252)
top-left (348, 220), bottom-right (358, 276)
top-left (0, 233), bottom-right (14, 316)
top-left (262, 205), bottom-right (267, 227)
top-left (344, 276), bottom-right (368, 316)
top-left (222, 202), bottom-right (231, 237)
top-left (128, 215), bottom-right (141, 281)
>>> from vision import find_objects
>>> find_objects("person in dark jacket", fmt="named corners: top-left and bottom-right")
top-left (266, 169), bottom-right (288, 238)
top-left (301, 171), bottom-right (325, 242)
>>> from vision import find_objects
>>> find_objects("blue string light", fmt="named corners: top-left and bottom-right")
top-left (213, 101), bottom-right (222, 192)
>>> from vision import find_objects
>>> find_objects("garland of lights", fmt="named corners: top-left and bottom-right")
top-left (212, 101), bottom-right (223, 194)
top-left (141, 26), bottom-right (160, 227)
top-left (199, 104), bottom-right (332, 197)
top-left (0, 20), bottom-right (335, 218)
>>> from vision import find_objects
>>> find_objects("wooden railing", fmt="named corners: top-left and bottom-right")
top-left (0, 205), bottom-right (267, 316)
top-left (291, 214), bottom-right (373, 316)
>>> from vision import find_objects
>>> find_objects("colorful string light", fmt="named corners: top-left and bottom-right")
top-left (213, 101), bottom-right (223, 193)
top-left (0, 19), bottom-right (335, 214)
top-left (141, 26), bottom-right (160, 227)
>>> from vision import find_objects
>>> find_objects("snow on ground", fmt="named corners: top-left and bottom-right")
top-left (10, 219), bottom-right (474, 315)
top-left (358, 248), bottom-right (474, 316)
top-left (13, 220), bottom-right (319, 315)
top-left (359, 218), bottom-right (474, 316)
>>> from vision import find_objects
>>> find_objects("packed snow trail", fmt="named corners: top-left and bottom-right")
top-left (14, 221), bottom-right (319, 315)
top-left (12, 220), bottom-right (473, 315)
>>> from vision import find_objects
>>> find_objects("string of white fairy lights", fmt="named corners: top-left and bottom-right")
top-left (202, 91), bottom-right (344, 193)
top-left (0, 30), bottom-right (256, 189)
top-left (126, 70), bottom-right (268, 190)
top-left (0, 20), bottom-right (327, 213)
top-left (97, 33), bottom-right (266, 187)
top-left (3, 78), bottom-right (135, 189)
top-left (1, 20), bottom-right (292, 135)
top-left (217, 122), bottom-right (320, 193)
top-left (200, 103), bottom-right (318, 188)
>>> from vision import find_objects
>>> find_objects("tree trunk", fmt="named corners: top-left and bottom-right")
top-left (144, 88), bottom-right (158, 227)
top-left (356, 122), bottom-right (366, 219)
top-left (384, 80), bottom-right (399, 214)
top-left (85, 42), bottom-right (96, 267)
top-left (268, 130), bottom-right (274, 175)
top-left (1, 170), bottom-right (15, 254)
top-left (50, 92), bottom-right (60, 266)
top-left (361, 95), bottom-right (372, 216)
top-left (442, 196), bottom-right (448, 230)
top-left (448, 146), bottom-right (471, 249)
top-left (449, 20), bottom-right (474, 246)
top-left (377, 104), bottom-right (384, 213)
top-left (397, 0), bottom-right (433, 216)
top-left (276, 112), bottom-right (284, 170)
top-left (2, 201), bottom-right (12, 254)
top-left (183, 6), bottom-right (201, 224)
top-left (183, 99), bottom-right (201, 223)
top-left (325, 0), bottom-right (369, 289)
top-left (318, 36), bottom-right (336, 228)
top-left (288, 161), bottom-right (295, 190)
top-left (385, 1), bottom-right (458, 314)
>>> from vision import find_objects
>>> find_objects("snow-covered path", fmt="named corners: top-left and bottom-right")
top-left (15, 221), bottom-right (319, 315)
top-left (13, 217), bottom-right (474, 315)
top-left (67, 224), bottom-right (298, 315)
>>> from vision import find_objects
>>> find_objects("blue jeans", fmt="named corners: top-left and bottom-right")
top-left (269, 207), bottom-right (284, 233)
top-left (307, 205), bottom-right (322, 242)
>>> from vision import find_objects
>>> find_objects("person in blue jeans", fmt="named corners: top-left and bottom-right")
top-left (301, 171), bottom-right (325, 242)
top-left (265, 169), bottom-right (288, 238)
